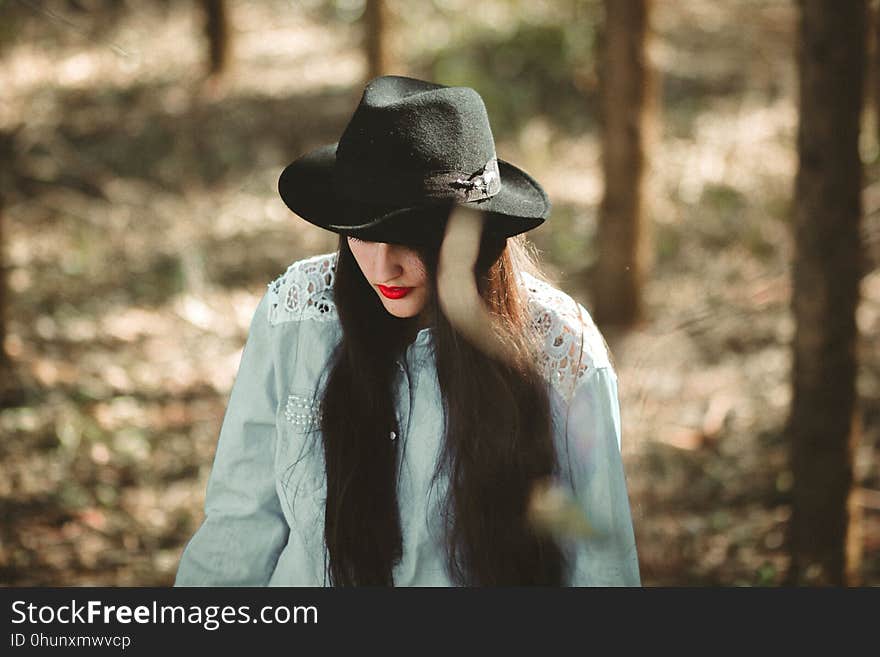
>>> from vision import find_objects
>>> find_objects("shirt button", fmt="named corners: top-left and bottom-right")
top-left (389, 431), bottom-right (397, 441)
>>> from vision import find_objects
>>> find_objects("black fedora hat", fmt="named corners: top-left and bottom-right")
top-left (278, 75), bottom-right (551, 246)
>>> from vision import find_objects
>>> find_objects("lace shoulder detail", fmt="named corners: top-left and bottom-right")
top-left (521, 271), bottom-right (612, 400)
top-left (267, 251), bottom-right (339, 326)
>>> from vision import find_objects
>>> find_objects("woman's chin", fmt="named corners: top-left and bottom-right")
top-left (382, 304), bottom-right (420, 319)
top-left (378, 292), bottom-right (426, 319)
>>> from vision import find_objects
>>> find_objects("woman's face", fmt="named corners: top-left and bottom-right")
top-left (347, 237), bottom-right (431, 321)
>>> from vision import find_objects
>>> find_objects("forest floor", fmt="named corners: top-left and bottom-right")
top-left (1, 0), bottom-right (878, 585)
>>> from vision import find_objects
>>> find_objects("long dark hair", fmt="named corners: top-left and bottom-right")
top-left (317, 222), bottom-right (566, 586)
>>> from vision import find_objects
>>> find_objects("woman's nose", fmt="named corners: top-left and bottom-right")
top-left (374, 243), bottom-right (403, 283)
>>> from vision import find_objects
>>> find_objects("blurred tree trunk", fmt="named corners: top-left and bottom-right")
top-left (0, 174), bottom-right (17, 407)
top-left (364, 0), bottom-right (390, 81)
top-left (875, 0), bottom-right (880, 143)
top-left (787, 0), bottom-right (866, 586)
top-left (0, 193), bottom-right (7, 368)
top-left (593, 0), bottom-right (652, 327)
top-left (201, 0), bottom-right (230, 77)
top-left (0, 130), bottom-right (9, 377)
top-left (0, 129), bottom-right (24, 408)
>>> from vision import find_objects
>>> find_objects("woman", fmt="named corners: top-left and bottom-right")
top-left (175, 75), bottom-right (640, 586)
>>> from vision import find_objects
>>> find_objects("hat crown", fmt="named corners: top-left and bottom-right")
top-left (335, 76), bottom-right (497, 180)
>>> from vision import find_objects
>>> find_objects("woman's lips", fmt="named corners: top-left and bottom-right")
top-left (377, 285), bottom-right (412, 299)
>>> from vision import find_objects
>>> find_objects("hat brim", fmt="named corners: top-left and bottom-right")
top-left (277, 143), bottom-right (550, 245)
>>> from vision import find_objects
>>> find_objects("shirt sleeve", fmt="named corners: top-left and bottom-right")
top-left (174, 291), bottom-right (289, 586)
top-left (560, 365), bottom-right (641, 586)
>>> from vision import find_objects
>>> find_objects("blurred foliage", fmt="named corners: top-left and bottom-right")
top-left (530, 203), bottom-right (596, 273)
top-left (428, 18), bottom-right (600, 138)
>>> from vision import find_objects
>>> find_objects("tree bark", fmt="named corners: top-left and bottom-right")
top-left (787, 0), bottom-right (866, 586)
top-left (364, 0), bottom-right (389, 81)
top-left (593, 0), bottom-right (652, 327)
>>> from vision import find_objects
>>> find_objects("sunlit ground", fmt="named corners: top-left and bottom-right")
top-left (1, 0), bottom-right (877, 585)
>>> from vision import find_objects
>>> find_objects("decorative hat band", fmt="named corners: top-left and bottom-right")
top-left (334, 157), bottom-right (502, 206)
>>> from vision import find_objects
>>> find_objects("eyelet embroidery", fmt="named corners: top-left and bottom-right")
top-left (522, 272), bottom-right (609, 400)
top-left (268, 252), bottom-right (339, 325)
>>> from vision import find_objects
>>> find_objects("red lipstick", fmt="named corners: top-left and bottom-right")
top-left (377, 285), bottom-right (412, 299)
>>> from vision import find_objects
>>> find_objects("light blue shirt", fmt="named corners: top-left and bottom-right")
top-left (174, 251), bottom-right (640, 586)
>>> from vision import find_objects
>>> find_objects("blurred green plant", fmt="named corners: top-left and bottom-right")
top-left (754, 561), bottom-right (777, 586)
top-left (428, 18), bottom-right (600, 138)
top-left (695, 183), bottom-right (776, 260)
top-left (530, 204), bottom-right (596, 273)
top-left (655, 222), bottom-right (683, 265)
top-left (131, 253), bottom-right (187, 306)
